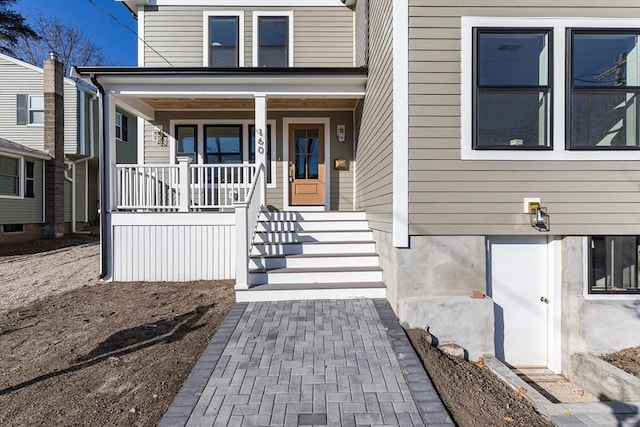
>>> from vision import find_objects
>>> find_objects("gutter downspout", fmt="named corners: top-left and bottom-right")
top-left (91, 73), bottom-right (110, 280)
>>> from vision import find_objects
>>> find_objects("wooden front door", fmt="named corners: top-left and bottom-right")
top-left (289, 124), bottom-right (325, 206)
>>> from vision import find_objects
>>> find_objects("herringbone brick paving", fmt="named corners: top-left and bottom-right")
top-left (160, 299), bottom-right (453, 427)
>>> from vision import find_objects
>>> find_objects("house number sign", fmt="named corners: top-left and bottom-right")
top-left (257, 128), bottom-right (265, 155)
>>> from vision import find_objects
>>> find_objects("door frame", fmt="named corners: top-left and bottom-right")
top-left (487, 235), bottom-right (562, 373)
top-left (282, 117), bottom-right (330, 211)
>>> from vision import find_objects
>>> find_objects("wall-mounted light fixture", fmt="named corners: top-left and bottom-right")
top-left (529, 202), bottom-right (550, 232)
top-left (153, 125), bottom-right (168, 146)
top-left (337, 124), bottom-right (346, 142)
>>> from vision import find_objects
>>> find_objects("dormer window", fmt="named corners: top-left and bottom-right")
top-left (203, 11), bottom-right (244, 67)
top-left (253, 12), bottom-right (293, 67)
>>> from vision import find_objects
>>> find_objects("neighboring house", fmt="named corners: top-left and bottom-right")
top-left (0, 53), bottom-right (103, 242)
top-left (73, 0), bottom-right (640, 379)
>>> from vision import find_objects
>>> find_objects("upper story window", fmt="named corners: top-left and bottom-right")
top-left (254, 12), bottom-right (293, 67)
top-left (474, 30), bottom-right (551, 149)
top-left (570, 31), bottom-right (640, 149)
top-left (28, 95), bottom-right (44, 125)
top-left (204, 12), bottom-right (244, 67)
top-left (115, 112), bottom-right (128, 142)
top-left (17, 94), bottom-right (44, 126)
top-left (462, 17), bottom-right (640, 161)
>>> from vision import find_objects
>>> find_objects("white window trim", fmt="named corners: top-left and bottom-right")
top-left (27, 94), bottom-right (44, 127)
top-left (0, 152), bottom-right (24, 199)
top-left (461, 16), bottom-right (640, 161)
top-left (582, 236), bottom-right (640, 300)
top-left (252, 11), bottom-right (294, 67)
top-left (169, 119), bottom-right (277, 188)
top-left (282, 117), bottom-right (331, 211)
top-left (155, 0), bottom-right (343, 6)
top-left (203, 11), bottom-right (245, 67)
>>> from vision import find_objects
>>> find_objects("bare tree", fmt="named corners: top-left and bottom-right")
top-left (7, 14), bottom-right (107, 74)
top-left (0, 0), bottom-right (37, 50)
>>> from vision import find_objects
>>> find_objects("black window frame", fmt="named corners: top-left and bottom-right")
top-left (175, 124), bottom-right (198, 163)
top-left (473, 28), bottom-right (554, 150)
top-left (568, 29), bottom-right (640, 150)
top-left (203, 124), bottom-right (243, 165)
top-left (115, 112), bottom-right (129, 142)
top-left (257, 15), bottom-right (289, 68)
top-left (25, 160), bottom-right (34, 198)
top-left (589, 235), bottom-right (640, 295)
top-left (209, 15), bottom-right (240, 67)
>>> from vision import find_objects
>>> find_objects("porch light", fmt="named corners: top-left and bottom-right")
top-left (529, 202), bottom-right (550, 232)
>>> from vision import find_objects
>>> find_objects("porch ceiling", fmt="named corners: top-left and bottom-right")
top-left (141, 97), bottom-right (359, 110)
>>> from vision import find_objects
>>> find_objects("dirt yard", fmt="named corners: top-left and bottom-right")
top-left (601, 346), bottom-right (640, 378)
top-left (407, 328), bottom-right (554, 427)
top-left (0, 237), bottom-right (235, 427)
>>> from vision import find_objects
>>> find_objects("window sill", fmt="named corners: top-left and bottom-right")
top-left (462, 146), bottom-right (640, 161)
top-left (583, 292), bottom-right (640, 301)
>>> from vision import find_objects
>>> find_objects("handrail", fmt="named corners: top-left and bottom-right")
top-left (234, 164), bottom-right (264, 290)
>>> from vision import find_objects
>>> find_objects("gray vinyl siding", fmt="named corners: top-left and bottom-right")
top-left (144, 110), bottom-right (355, 211)
top-left (355, 0), bottom-right (393, 232)
top-left (88, 163), bottom-right (98, 222)
top-left (75, 161), bottom-right (87, 222)
top-left (0, 56), bottom-right (79, 155)
top-left (354, 0), bottom-right (367, 67)
top-left (143, 6), bottom-right (354, 67)
top-left (115, 108), bottom-right (138, 164)
top-left (0, 157), bottom-right (44, 224)
top-left (64, 178), bottom-right (71, 223)
top-left (408, 1), bottom-right (640, 236)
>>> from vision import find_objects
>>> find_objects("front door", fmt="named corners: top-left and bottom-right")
top-left (289, 124), bottom-right (324, 206)
top-left (488, 236), bottom-right (549, 367)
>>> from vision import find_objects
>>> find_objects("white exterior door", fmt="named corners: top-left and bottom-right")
top-left (489, 236), bottom-right (549, 367)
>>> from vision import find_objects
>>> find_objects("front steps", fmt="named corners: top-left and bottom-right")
top-left (235, 211), bottom-right (386, 302)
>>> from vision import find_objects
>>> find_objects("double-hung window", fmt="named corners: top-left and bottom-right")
top-left (209, 16), bottom-right (240, 67)
top-left (115, 112), bottom-right (128, 142)
top-left (176, 125), bottom-right (198, 163)
top-left (570, 31), bottom-right (640, 149)
top-left (28, 95), bottom-right (44, 125)
top-left (474, 30), bottom-right (552, 149)
top-left (589, 236), bottom-right (640, 294)
top-left (255, 14), bottom-right (292, 67)
top-left (0, 155), bottom-right (20, 197)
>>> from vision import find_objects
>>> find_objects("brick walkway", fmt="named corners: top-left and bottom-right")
top-left (159, 299), bottom-right (453, 427)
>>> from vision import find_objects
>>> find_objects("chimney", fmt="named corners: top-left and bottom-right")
top-left (43, 52), bottom-right (65, 238)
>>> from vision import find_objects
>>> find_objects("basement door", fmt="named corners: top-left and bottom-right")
top-left (288, 124), bottom-right (325, 206)
top-left (488, 236), bottom-right (549, 367)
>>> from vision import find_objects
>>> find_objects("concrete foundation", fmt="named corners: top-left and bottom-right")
top-left (398, 296), bottom-right (495, 361)
top-left (571, 353), bottom-right (640, 402)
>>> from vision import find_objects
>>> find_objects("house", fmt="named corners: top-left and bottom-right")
top-left (0, 53), bottom-right (106, 242)
top-left (73, 0), bottom-right (640, 379)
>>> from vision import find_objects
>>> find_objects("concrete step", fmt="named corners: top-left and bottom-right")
top-left (254, 230), bottom-right (373, 243)
top-left (251, 241), bottom-right (377, 256)
top-left (248, 266), bottom-right (383, 285)
top-left (259, 211), bottom-right (367, 222)
top-left (236, 282), bottom-right (386, 302)
top-left (249, 253), bottom-right (380, 270)
top-left (256, 220), bottom-right (370, 232)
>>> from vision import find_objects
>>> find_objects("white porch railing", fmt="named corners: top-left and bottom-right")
top-left (114, 160), bottom-right (257, 211)
top-left (234, 164), bottom-right (264, 290)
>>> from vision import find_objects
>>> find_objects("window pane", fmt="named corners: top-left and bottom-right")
top-left (0, 156), bottom-right (19, 196)
top-left (259, 16), bottom-right (288, 67)
top-left (29, 95), bottom-right (44, 110)
top-left (573, 34), bottom-right (639, 87)
top-left (476, 89), bottom-right (549, 148)
top-left (295, 155), bottom-right (305, 179)
top-left (308, 155), bottom-right (319, 179)
top-left (30, 111), bottom-right (44, 125)
top-left (210, 16), bottom-right (238, 67)
top-left (205, 126), bottom-right (241, 164)
top-left (572, 91), bottom-right (638, 148)
top-left (176, 125), bottom-right (197, 162)
top-left (478, 32), bottom-right (549, 86)
top-left (591, 236), bottom-right (640, 293)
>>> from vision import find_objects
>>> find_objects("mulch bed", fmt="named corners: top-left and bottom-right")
top-left (601, 346), bottom-right (640, 378)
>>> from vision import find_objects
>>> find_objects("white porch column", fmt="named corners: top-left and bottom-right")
top-left (104, 92), bottom-right (117, 213)
top-left (177, 156), bottom-right (192, 212)
top-left (254, 93), bottom-right (267, 206)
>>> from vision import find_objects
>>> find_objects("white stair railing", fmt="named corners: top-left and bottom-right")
top-left (234, 164), bottom-right (264, 290)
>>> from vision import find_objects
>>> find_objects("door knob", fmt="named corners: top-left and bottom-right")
top-left (540, 296), bottom-right (549, 304)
